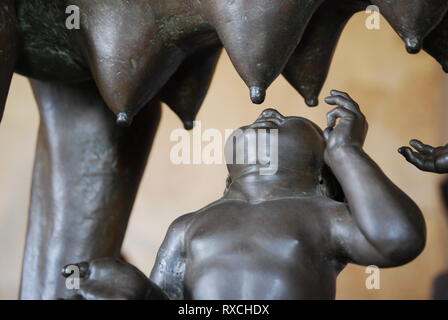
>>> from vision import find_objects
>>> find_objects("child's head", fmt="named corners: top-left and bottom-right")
top-left (225, 108), bottom-right (326, 179)
top-left (224, 108), bottom-right (344, 201)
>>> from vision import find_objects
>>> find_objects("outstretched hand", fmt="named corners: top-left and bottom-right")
top-left (61, 258), bottom-right (168, 300)
top-left (399, 140), bottom-right (448, 174)
top-left (323, 90), bottom-right (368, 162)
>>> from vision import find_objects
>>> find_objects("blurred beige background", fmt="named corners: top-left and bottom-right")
top-left (0, 14), bottom-right (447, 299)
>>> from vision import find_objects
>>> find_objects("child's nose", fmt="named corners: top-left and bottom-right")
top-left (260, 108), bottom-right (284, 119)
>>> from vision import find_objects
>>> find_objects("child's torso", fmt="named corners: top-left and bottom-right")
top-left (183, 197), bottom-right (347, 300)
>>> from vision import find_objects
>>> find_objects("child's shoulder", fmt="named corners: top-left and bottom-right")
top-left (286, 195), bottom-right (350, 218)
top-left (168, 198), bottom-right (230, 230)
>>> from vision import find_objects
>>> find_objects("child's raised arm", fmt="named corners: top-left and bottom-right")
top-left (324, 90), bottom-right (426, 267)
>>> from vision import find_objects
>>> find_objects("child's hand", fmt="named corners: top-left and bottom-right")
top-left (323, 90), bottom-right (368, 160)
top-left (61, 258), bottom-right (168, 300)
top-left (399, 140), bottom-right (448, 174)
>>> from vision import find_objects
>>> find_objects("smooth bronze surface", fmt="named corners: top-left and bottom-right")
top-left (199, 0), bottom-right (323, 105)
top-left (0, 1), bottom-right (444, 299)
top-left (20, 80), bottom-right (161, 299)
top-left (69, 0), bottom-right (217, 125)
top-left (399, 140), bottom-right (448, 173)
top-left (61, 259), bottom-right (168, 300)
top-left (10, 0), bottom-right (448, 115)
top-left (432, 179), bottom-right (448, 300)
top-left (283, 0), bottom-right (367, 106)
top-left (424, 12), bottom-right (448, 73)
top-left (62, 91), bottom-right (426, 300)
top-left (371, 0), bottom-right (448, 54)
top-left (159, 45), bottom-right (222, 130)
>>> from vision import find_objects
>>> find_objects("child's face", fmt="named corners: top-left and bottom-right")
top-left (225, 109), bottom-right (326, 176)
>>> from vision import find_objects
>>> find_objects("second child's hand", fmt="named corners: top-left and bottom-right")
top-left (399, 140), bottom-right (448, 174)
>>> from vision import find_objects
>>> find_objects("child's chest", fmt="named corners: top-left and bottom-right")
top-left (186, 199), bottom-right (334, 261)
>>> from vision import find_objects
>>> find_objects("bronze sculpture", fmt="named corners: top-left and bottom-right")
top-left (0, 0), bottom-right (445, 299)
top-left (399, 141), bottom-right (448, 173)
top-left (425, 13), bottom-right (448, 73)
top-left (371, 0), bottom-right (448, 54)
top-left (61, 91), bottom-right (426, 300)
top-left (432, 178), bottom-right (448, 300)
top-left (283, 0), bottom-right (367, 106)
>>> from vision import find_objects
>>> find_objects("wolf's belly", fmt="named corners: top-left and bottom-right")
top-left (15, 0), bottom-right (91, 82)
